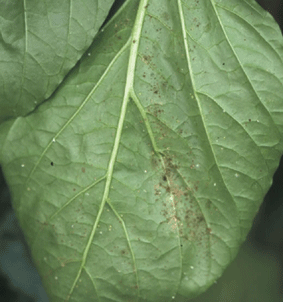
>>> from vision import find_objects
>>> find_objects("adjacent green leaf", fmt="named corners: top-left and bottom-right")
top-left (0, 0), bottom-right (115, 122)
top-left (1, 0), bottom-right (283, 301)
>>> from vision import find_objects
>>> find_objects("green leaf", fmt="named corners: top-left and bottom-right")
top-left (1, 0), bottom-right (283, 301)
top-left (0, 0), bottom-right (115, 122)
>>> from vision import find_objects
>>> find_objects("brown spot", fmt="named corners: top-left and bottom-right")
top-left (142, 55), bottom-right (152, 65)
top-left (81, 167), bottom-right (86, 173)
top-left (196, 214), bottom-right (204, 223)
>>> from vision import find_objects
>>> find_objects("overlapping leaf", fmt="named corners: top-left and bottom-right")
top-left (0, 0), bottom-right (114, 122)
top-left (0, 0), bottom-right (283, 301)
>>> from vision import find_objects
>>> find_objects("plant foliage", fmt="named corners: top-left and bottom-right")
top-left (0, 0), bottom-right (283, 301)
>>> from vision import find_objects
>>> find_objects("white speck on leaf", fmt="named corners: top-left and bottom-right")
top-left (52, 138), bottom-right (56, 143)
top-left (21, 164), bottom-right (25, 167)
top-left (214, 183), bottom-right (216, 186)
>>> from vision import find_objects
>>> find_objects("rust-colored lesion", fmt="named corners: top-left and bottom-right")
top-left (151, 150), bottom-right (210, 244)
top-left (145, 101), bottom-right (211, 246)
top-left (141, 54), bottom-right (152, 65)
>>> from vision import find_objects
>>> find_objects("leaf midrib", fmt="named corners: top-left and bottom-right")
top-left (67, 0), bottom-right (149, 300)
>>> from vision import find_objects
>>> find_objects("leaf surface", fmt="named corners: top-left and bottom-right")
top-left (0, 0), bottom-right (115, 122)
top-left (1, 0), bottom-right (283, 301)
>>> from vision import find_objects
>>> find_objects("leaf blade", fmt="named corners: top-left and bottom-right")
top-left (0, 0), bottom-right (115, 122)
top-left (1, 0), bottom-right (283, 301)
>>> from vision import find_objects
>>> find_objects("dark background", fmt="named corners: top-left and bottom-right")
top-left (0, 1), bottom-right (283, 301)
